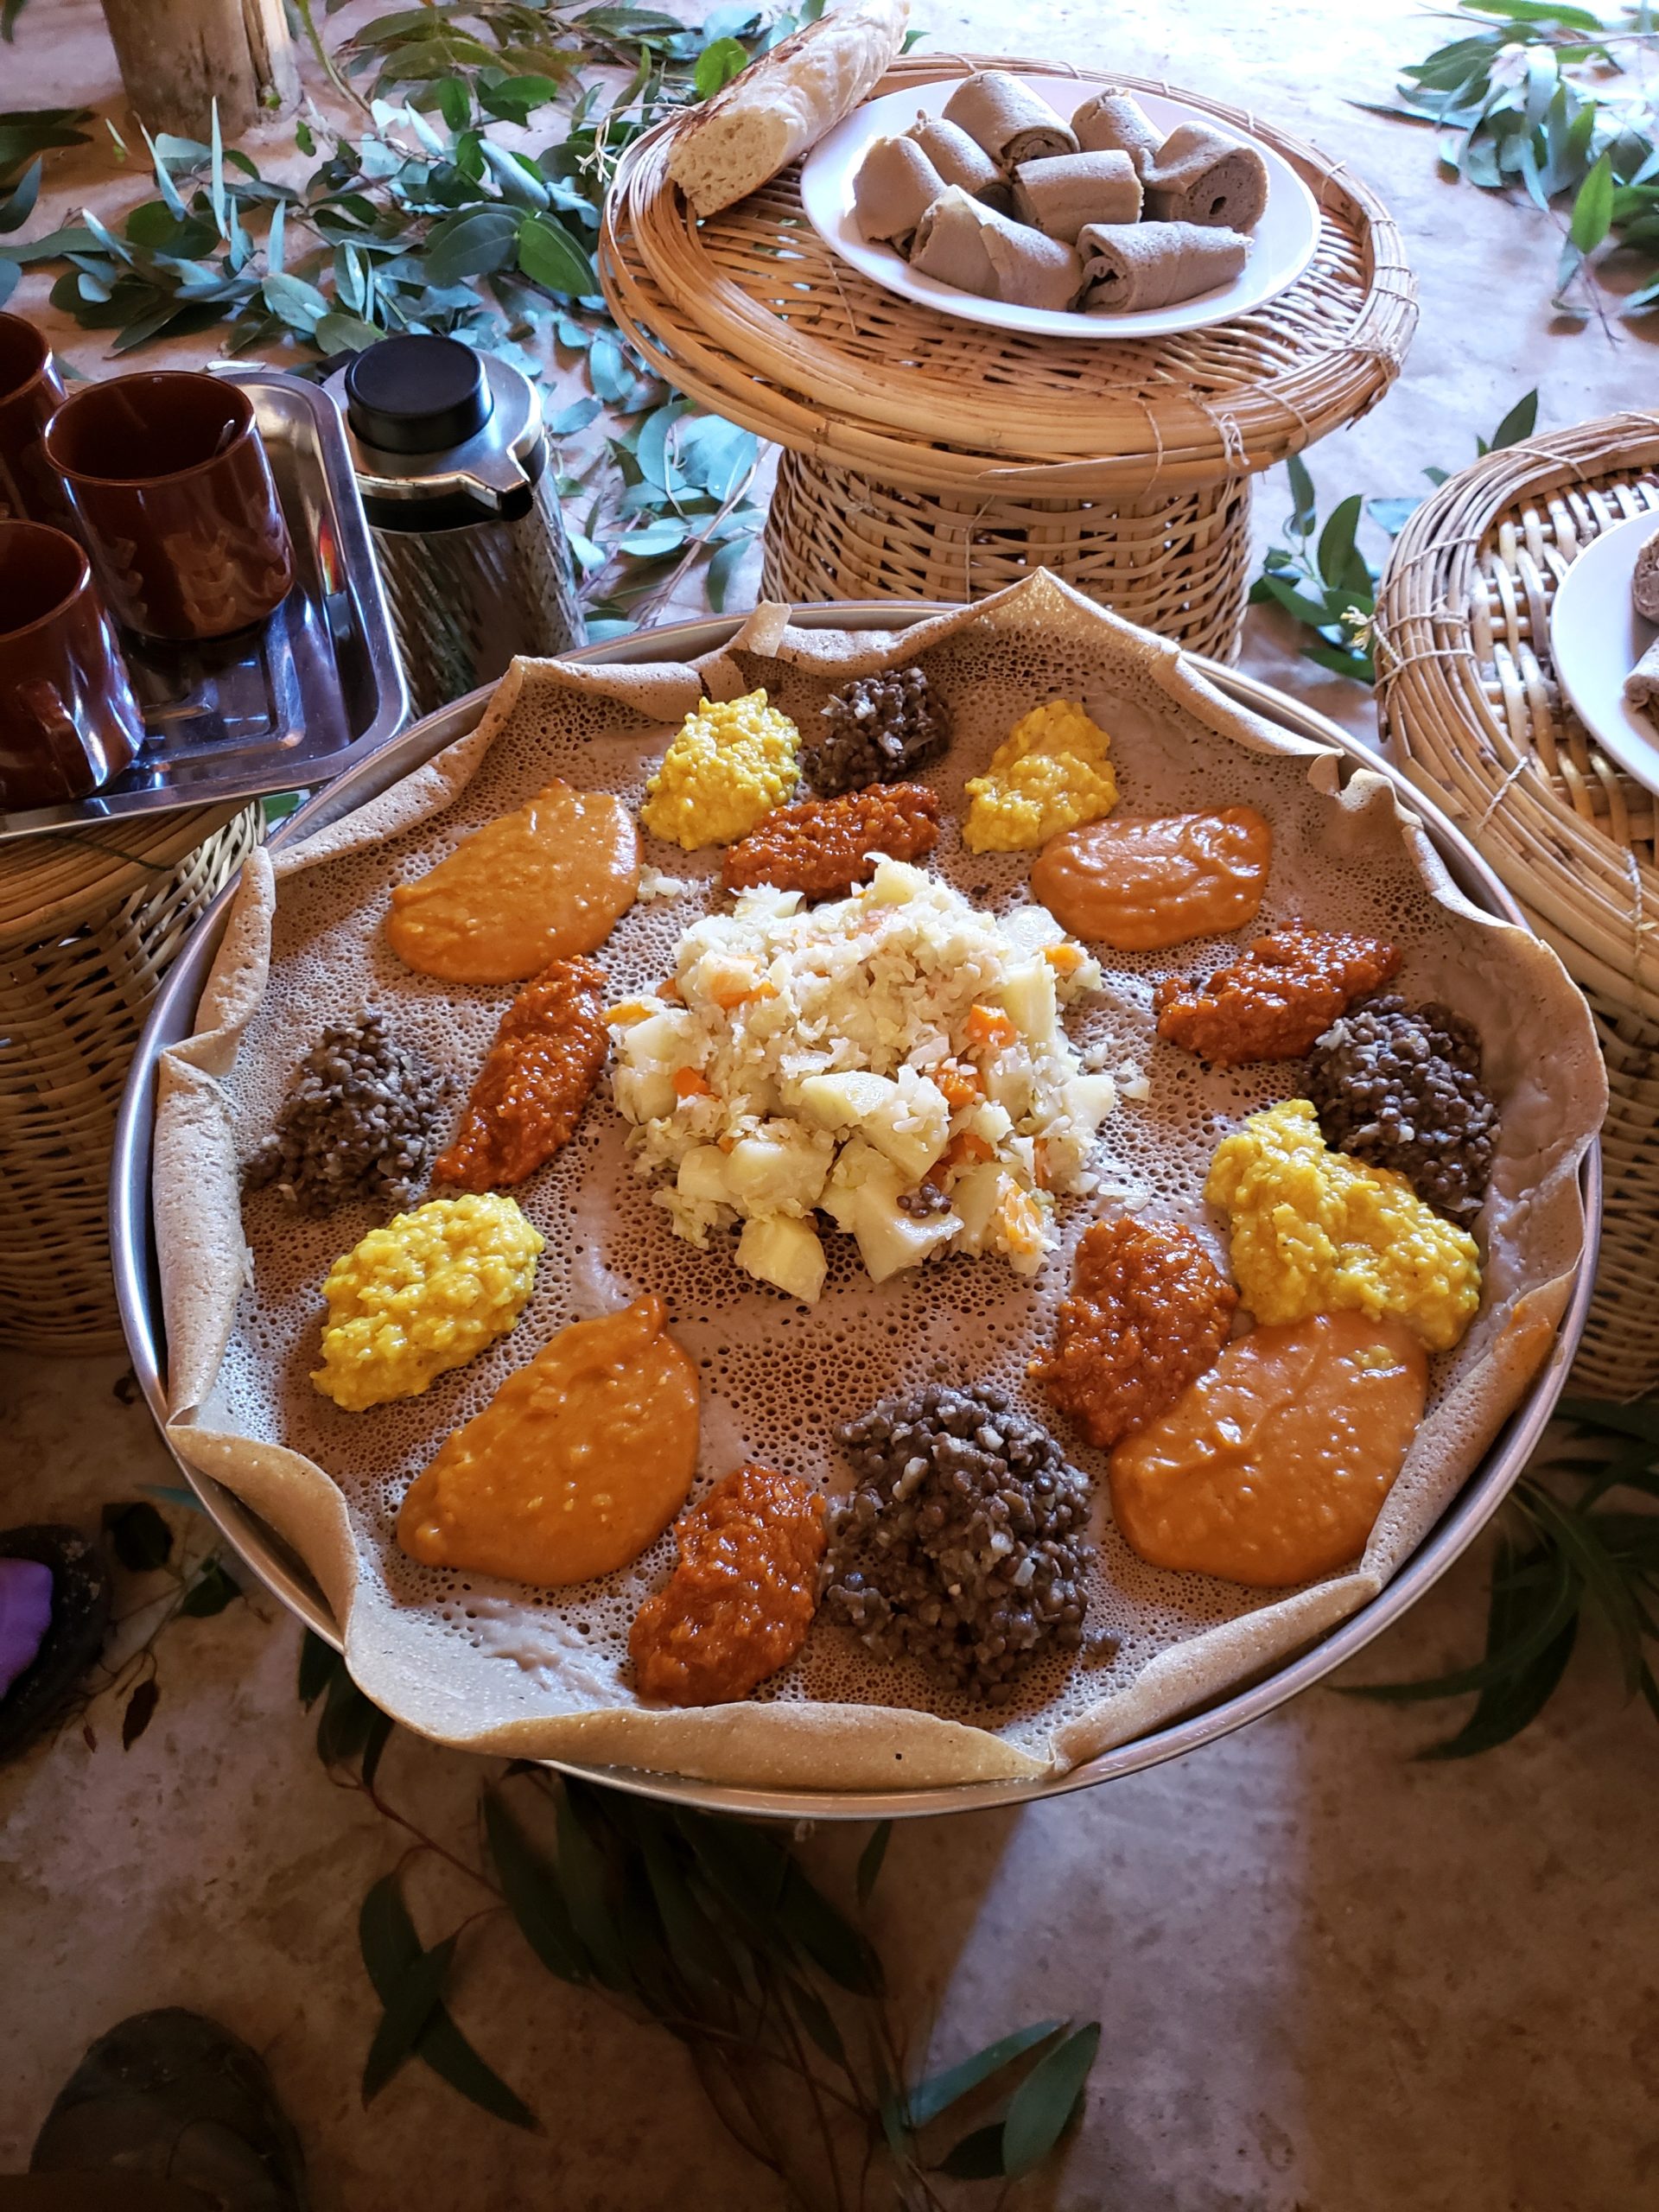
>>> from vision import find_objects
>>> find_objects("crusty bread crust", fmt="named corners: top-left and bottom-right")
top-left (667, 0), bottom-right (908, 218)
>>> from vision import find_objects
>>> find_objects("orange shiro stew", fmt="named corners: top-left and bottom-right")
top-left (1031, 806), bottom-right (1272, 952)
top-left (386, 779), bottom-right (639, 984)
top-left (1108, 1309), bottom-right (1427, 1587)
top-left (397, 1295), bottom-right (699, 1587)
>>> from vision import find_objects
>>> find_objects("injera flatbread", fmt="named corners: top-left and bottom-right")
top-left (154, 574), bottom-right (1605, 1792)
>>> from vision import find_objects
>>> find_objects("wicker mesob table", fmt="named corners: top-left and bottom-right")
top-left (1376, 413), bottom-right (1659, 1400)
top-left (2, 805), bottom-right (260, 1353)
top-left (600, 54), bottom-right (1417, 660)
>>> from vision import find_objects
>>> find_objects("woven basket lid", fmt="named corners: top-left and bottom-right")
top-left (1376, 413), bottom-right (1659, 1015)
top-left (0, 804), bottom-right (248, 953)
top-left (601, 55), bottom-right (1417, 499)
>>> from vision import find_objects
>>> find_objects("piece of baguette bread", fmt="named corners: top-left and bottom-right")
top-left (667, 0), bottom-right (909, 218)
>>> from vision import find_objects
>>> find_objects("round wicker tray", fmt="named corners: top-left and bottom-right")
top-left (1376, 412), bottom-right (1659, 1399)
top-left (1, 804), bottom-right (261, 1354)
top-left (600, 54), bottom-right (1415, 654)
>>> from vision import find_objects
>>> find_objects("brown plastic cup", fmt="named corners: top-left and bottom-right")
top-left (0, 311), bottom-right (79, 536)
top-left (0, 520), bottom-right (144, 810)
top-left (43, 370), bottom-right (295, 642)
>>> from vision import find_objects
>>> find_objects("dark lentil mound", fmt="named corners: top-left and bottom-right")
top-left (1306, 994), bottom-right (1497, 1221)
top-left (247, 1012), bottom-right (451, 1215)
top-left (824, 1384), bottom-right (1090, 1703)
top-left (804, 665), bottom-right (950, 797)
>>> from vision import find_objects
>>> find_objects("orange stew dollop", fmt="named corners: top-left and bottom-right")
top-left (434, 957), bottom-right (608, 1192)
top-left (1109, 1309), bottom-right (1427, 1586)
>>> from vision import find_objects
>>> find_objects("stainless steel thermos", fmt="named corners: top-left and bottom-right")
top-left (327, 334), bottom-right (583, 721)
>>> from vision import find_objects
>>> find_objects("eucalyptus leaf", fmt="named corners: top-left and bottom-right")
top-left (587, 329), bottom-right (633, 402)
top-left (423, 204), bottom-right (519, 286)
top-left (297, 1628), bottom-right (337, 1710)
top-left (855, 1819), bottom-right (892, 1907)
top-left (1570, 150), bottom-right (1614, 248)
top-left (484, 1789), bottom-right (589, 1985)
top-left (556, 1784), bottom-right (634, 1991)
top-left (704, 532), bottom-right (752, 613)
top-left (176, 1560), bottom-right (241, 1618)
top-left (935, 2121), bottom-right (1007, 2179)
top-left (693, 36), bottom-right (749, 98)
top-left (516, 210), bottom-right (593, 294)
top-left (362, 1934), bottom-right (457, 2101)
top-left (908, 2018), bottom-right (1064, 2131)
top-left (0, 156), bottom-right (39, 232)
top-left (1000, 2020), bottom-right (1100, 2178)
top-left (103, 1498), bottom-right (173, 1573)
top-left (122, 1676), bottom-right (160, 1750)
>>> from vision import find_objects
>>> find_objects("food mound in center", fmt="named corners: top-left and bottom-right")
top-left (608, 859), bottom-right (1116, 1302)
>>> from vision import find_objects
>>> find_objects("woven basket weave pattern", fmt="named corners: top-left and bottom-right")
top-left (763, 451), bottom-right (1252, 658)
top-left (1376, 416), bottom-right (1659, 1396)
top-left (601, 56), bottom-right (1414, 652)
top-left (1, 808), bottom-right (260, 1353)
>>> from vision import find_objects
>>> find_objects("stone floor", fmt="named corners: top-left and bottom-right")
top-left (5, 1), bottom-right (1659, 2207)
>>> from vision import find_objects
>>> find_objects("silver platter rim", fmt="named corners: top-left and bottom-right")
top-left (109, 601), bottom-right (1600, 1821)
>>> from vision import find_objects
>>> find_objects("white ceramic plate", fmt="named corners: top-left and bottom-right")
top-left (798, 76), bottom-right (1322, 341)
top-left (1549, 509), bottom-right (1659, 796)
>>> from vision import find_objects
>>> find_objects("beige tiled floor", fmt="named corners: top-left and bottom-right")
top-left (5, 3), bottom-right (1659, 2206)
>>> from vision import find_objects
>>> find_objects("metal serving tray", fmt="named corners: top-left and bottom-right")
top-left (111, 606), bottom-right (1600, 1821)
top-left (0, 367), bottom-right (407, 843)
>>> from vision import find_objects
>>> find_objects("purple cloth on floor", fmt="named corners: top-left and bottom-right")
top-left (0, 1557), bottom-right (53, 1696)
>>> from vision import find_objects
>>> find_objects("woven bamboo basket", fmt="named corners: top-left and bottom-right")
top-left (1, 805), bottom-right (261, 1354)
top-left (600, 54), bottom-right (1416, 656)
top-left (1375, 412), bottom-right (1659, 1397)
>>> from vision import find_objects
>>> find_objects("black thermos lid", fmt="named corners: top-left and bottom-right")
top-left (344, 334), bottom-right (492, 455)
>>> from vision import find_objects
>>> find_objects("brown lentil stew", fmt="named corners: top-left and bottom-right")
top-left (825, 1385), bottom-right (1090, 1703)
top-left (246, 1011), bottom-right (450, 1215)
top-left (1033, 1216), bottom-right (1238, 1451)
top-left (1306, 994), bottom-right (1497, 1220)
top-left (720, 782), bottom-right (941, 899)
top-left (1154, 925), bottom-right (1401, 1066)
top-left (804, 664), bottom-right (950, 797)
top-left (629, 1464), bottom-right (826, 1707)
top-left (432, 957), bottom-right (607, 1192)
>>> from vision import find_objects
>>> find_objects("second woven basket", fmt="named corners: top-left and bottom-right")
top-left (1376, 413), bottom-right (1659, 1398)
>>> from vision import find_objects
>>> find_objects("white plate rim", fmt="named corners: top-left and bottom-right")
top-left (798, 74), bottom-right (1324, 342)
top-left (1548, 509), bottom-right (1659, 797)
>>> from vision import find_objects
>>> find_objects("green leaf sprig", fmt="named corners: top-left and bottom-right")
top-left (1249, 390), bottom-right (1539, 683)
top-left (1341, 1395), bottom-right (1659, 1756)
top-left (297, 1627), bottom-right (1099, 2204)
top-left (1374, 2), bottom-right (1659, 315)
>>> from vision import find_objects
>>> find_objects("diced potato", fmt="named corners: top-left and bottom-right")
top-left (995, 958), bottom-right (1058, 1045)
top-left (613, 1065), bottom-right (677, 1123)
top-left (738, 1214), bottom-right (828, 1305)
top-left (967, 1099), bottom-right (1014, 1147)
top-left (677, 1145), bottom-right (734, 1205)
top-left (950, 1161), bottom-right (1014, 1249)
top-left (822, 1138), bottom-right (887, 1230)
top-left (851, 1175), bottom-right (958, 1282)
top-left (726, 1128), bottom-right (830, 1213)
top-left (1065, 1072), bottom-right (1117, 1133)
top-left (1000, 904), bottom-right (1065, 955)
top-left (798, 1070), bottom-right (897, 1130)
top-left (868, 858), bottom-right (924, 906)
top-left (985, 1046), bottom-right (1034, 1120)
top-left (620, 1010), bottom-right (696, 1071)
top-left (863, 1073), bottom-right (950, 1183)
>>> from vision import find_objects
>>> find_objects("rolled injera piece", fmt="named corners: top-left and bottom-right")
top-left (854, 135), bottom-right (949, 256)
top-left (1141, 121), bottom-right (1269, 231)
top-left (1071, 87), bottom-right (1164, 175)
top-left (912, 188), bottom-right (1084, 310)
top-left (1077, 219), bottom-right (1248, 312)
top-left (1632, 526), bottom-right (1659, 623)
top-left (1012, 149), bottom-right (1142, 243)
top-left (942, 71), bottom-right (1078, 174)
top-left (907, 115), bottom-right (1012, 212)
top-left (1624, 634), bottom-right (1659, 716)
